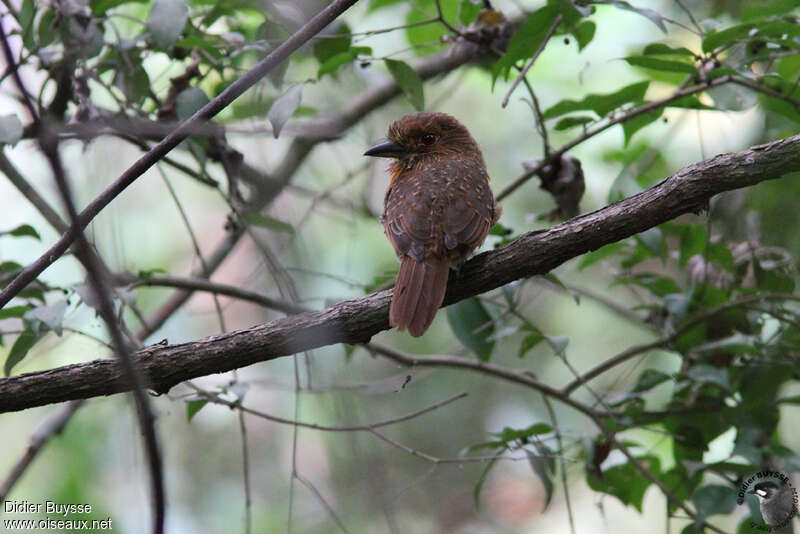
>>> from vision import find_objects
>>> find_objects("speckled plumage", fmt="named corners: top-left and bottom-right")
top-left (368, 112), bottom-right (499, 337)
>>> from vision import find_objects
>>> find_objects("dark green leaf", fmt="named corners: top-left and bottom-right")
top-left (473, 455), bottom-right (499, 507)
top-left (554, 115), bottom-right (593, 130)
top-left (642, 43), bottom-right (695, 57)
top-left (519, 333), bottom-right (545, 358)
top-left (186, 399), bottom-right (208, 422)
top-left (543, 81), bottom-right (649, 119)
top-left (691, 484), bottom-right (737, 522)
top-left (175, 88), bottom-right (210, 120)
top-left (243, 213), bottom-right (295, 234)
top-left (267, 84), bottom-right (303, 138)
top-left (624, 56), bottom-right (697, 74)
top-left (622, 108), bottom-right (661, 145)
top-left (526, 447), bottom-right (556, 509)
top-left (572, 21), bottom-right (596, 51)
top-left (313, 23), bottom-right (351, 64)
top-left (685, 364), bottom-right (731, 391)
top-left (492, 5), bottom-right (559, 82)
top-left (3, 224), bottom-right (40, 240)
top-left (385, 59), bottom-right (425, 110)
top-left (148, 0), bottom-right (189, 49)
top-left (0, 114), bottom-right (23, 145)
top-left (447, 297), bottom-right (495, 361)
top-left (0, 306), bottom-right (30, 319)
top-left (4, 327), bottom-right (39, 376)
top-left (587, 454), bottom-right (660, 511)
top-left (632, 369), bottom-right (672, 393)
top-left (317, 46), bottom-right (371, 78)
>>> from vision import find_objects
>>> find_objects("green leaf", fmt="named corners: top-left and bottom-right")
top-left (685, 364), bottom-right (731, 391)
top-left (543, 81), bottom-right (650, 120)
top-left (385, 59), bottom-right (425, 111)
top-left (313, 23), bottom-right (351, 65)
top-left (92, 0), bottom-right (148, 16)
top-left (519, 333), bottom-right (544, 358)
top-left (579, 242), bottom-right (626, 269)
top-left (554, 115), bottom-right (593, 131)
top-left (623, 56), bottom-right (698, 74)
top-left (4, 327), bottom-right (39, 376)
top-left (186, 400), bottom-right (208, 422)
top-left (622, 108), bottom-right (661, 145)
top-left (587, 454), bottom-right (660, 511)
top-left (2, 224), bottom-right (40, 240)
top-left (631, 369), bottom-right (672, 393)
top-left (405, 0), bottom-right (459, 55)
top-left (317, 46), bottom-right (371, 78)
top-left (572, 21), bottom-right (596, 51)
top-left (447, 297), bottom-right (495, 361)
top-left (596, 0), bottom-right (666, 32)
top-left (526, 447), bottom-right (556, 509)
top-left (368, 0), bottom-right (406, 12)
top-left (473, 455), bottom-right (500, 507)
top-left (642, 43), bottom-right (695, 57)
top-left (148, 0), bottom-right (189, 49)
top-left (691, 484), bottom-right (737, 523)
top-left (175, 88), bottom-right (210, 120)
top-left (0, 305), bottom-right (30, 319)
top-left (0, 114), bottom-right (23, 145)
top-left (459, 0), bottom-right (482, 25)
top-left (267, 83), bottom-right (303, 138)
top-left (492, 5), bottom-right (560, 83)
top-left (243, 213), bottom-right (295, 234)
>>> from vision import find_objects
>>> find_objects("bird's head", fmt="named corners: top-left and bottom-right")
top-left (749, 481), bottom-right (783, 502)
top-left (364, 112), bottom-right (480, 161)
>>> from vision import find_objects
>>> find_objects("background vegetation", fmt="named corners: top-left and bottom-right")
top-left (1, 0), bottom-right (800, 532)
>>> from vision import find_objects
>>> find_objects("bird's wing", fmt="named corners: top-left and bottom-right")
top-left (442, 165), bottom-right (494, 253)
top-left (383, 173), bottom-right (433, 262)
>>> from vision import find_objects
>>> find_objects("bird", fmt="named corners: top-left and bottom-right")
top-left (365, 112), bottom-right (500, 337)
top-left (749, 480), bottom-right (796, 532)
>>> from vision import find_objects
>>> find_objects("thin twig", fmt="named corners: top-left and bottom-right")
top-left (502, 15), bottom-right (562, 108)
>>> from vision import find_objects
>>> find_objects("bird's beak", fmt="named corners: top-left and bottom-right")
top-left (364, 140), bottom-right (406, 158)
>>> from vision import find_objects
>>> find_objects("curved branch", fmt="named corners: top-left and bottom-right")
top-left (1, 133), bottom-right (799, 413)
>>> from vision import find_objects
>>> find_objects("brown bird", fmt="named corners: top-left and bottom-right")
top-left (365, 112), bottom-right (499, 337)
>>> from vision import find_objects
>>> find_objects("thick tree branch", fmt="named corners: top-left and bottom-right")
top-left (1, 131), bottom-right (799, 414)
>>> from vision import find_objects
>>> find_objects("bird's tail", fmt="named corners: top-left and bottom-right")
top-left (390, 256), bottom-right (449, 337)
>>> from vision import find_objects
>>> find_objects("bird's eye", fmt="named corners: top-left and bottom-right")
top-left (421, 134), bottom-right (437, 145)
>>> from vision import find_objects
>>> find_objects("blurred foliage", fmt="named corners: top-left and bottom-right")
top-left (1, 0), bottom-right (800, 532)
